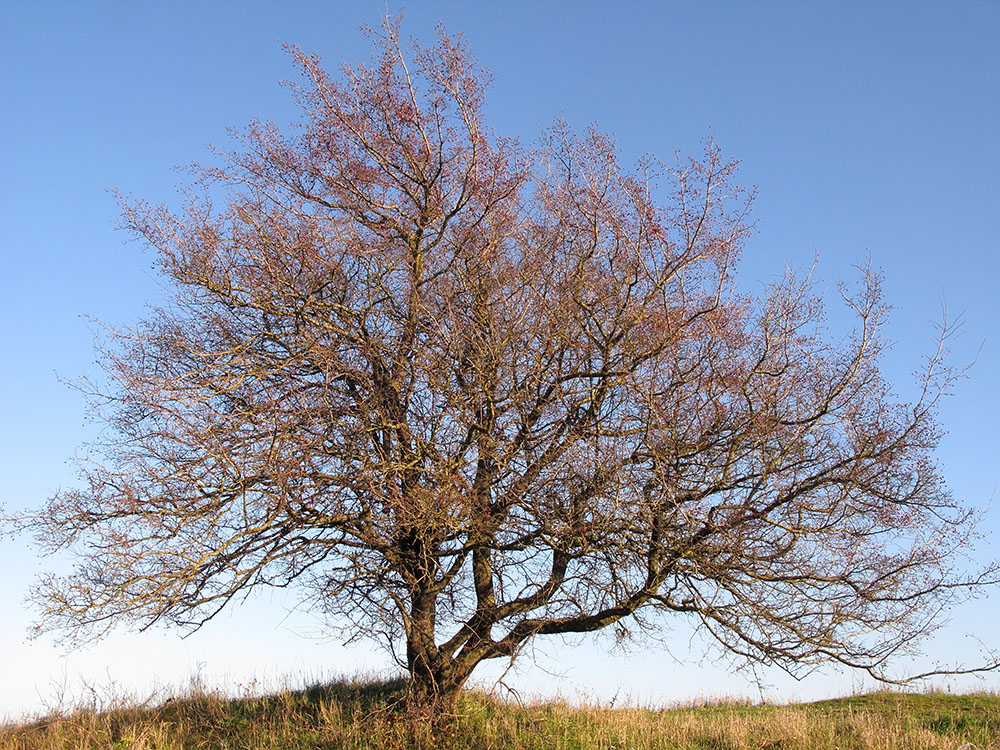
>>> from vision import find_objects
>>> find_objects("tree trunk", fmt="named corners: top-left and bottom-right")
top-left (406, 660), bottom-right (464, 716)
top-left (404, 591), bottom-right (465, 714)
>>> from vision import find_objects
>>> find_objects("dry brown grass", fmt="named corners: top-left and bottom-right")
top-left (2, 678), bottom-right (997, 749)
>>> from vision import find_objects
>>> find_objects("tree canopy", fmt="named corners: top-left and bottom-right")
top-left (24, 19), bottom-right (996, 708)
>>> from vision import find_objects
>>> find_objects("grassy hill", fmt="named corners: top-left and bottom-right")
top-left (2, 677), bottom-right (998, 749)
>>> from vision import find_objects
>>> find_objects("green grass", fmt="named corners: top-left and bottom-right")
top-left (2, 677), bottom-right (998, 749)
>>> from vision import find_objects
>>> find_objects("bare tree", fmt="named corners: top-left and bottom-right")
top-left (24, 19), bottom-right (996, 710)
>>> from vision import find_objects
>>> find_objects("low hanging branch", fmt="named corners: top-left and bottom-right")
top-left (21, 16), bottom-right (997, 710)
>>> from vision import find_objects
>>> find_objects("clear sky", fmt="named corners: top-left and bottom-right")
top-left (2, 1), bottom-right (999, 720)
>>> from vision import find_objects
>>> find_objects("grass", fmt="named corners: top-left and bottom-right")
top-left (2, 676), bottom-right (998, 749)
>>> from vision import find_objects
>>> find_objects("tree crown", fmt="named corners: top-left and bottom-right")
top-left (22, 18), bottom-right (996, 704)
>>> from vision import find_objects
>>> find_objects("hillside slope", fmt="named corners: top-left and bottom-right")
top-left (2, 679), bottom-right (998, 749)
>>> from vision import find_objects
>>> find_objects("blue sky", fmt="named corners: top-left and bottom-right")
top-left (2, 1), bottom-right (999, 719)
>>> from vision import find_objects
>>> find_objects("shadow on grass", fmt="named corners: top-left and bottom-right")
top-left (299, 675), bottom-right (410, 709)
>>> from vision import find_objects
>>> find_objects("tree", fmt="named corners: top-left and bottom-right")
top-left (24, 19), bottom-right (996, 710)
